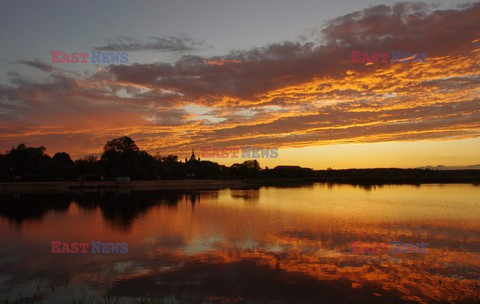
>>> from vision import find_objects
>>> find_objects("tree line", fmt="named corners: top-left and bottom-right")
top-left (0, 136), bottom-right (273, 181)
top-left (2, 136), bottom-right (477, 184)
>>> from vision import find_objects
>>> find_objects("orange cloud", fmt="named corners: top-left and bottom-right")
top-left (1, 2), bottom-right (479, 161)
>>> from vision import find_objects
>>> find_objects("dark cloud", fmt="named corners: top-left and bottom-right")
top-left (105, 2), bottom-right (480, 100)
top-left (321, 1), bottom-right (480, 55)
top-left (16, 59), bottom-right (54, 73)
top-left (95, 34), bottom-right (204, 52)
top-left (108, 43), bottom-right (346, 100)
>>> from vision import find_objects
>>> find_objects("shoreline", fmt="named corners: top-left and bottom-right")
top-left (0, 180), bottom-right (251, 193)
top-left (0, 178), bottom-right (478, 193)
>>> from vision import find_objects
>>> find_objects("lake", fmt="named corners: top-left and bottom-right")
top-left (0, 183), bottom-right (479, 303)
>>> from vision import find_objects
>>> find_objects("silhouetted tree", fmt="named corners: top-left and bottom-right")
top-left (52, 152), bottom-right (75, 180)
top-left (135, 151), bottom-right (158, 180)
top-left (103, 136), bottom-right (139, 153)
top-left (3, 144), bottom-right (53, 180)
top-left (75, 155), bottom-right (101, 177)
top-left (53, 152), bottom-right (74, 165)
top-left (101, 137), bottom-right (140, 178)
top-left (230, 160), bottom-right (260, 178)
top-left (0, 153), bottom-right (6, 181)
top-left (157, 155), bottom-right (186, 179)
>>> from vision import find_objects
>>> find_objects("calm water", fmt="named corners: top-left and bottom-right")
top-left (0, 184), bottom-right (479, 303)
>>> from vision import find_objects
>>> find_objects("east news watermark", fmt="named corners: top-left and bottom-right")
top-left (51, 241), bottom-right (128, 253)
top-left (198, 146), bottom-right (279, 159)
top-left (351, 241), bottom-right (428, 254)
top-left (351, 51), bottom-right (428, 64)
top-left (51, 51), bottom-right (128, 64)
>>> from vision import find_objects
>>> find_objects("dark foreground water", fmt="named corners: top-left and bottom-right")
top-left (0, 184), bottom-right (479, 303)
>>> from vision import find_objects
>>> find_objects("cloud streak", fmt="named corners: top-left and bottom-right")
top-left (95, 34), bottom-right (204, 52)
top-left (16, 59), bottom-right (54, 73)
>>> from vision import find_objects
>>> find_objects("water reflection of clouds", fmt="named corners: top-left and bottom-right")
top-left (234, 238), bottom-right (259, 250)
top-left (113, 261), bottom-right (134, 273)
top-left (0, 185), bottom-right (479, 303)
top-left (145, 235), bottom-right (186, 250)
top-left (184, 235), bottom-right (225, 255)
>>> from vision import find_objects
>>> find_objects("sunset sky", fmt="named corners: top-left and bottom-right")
top-left (0, 0), bottom-right (479, 169)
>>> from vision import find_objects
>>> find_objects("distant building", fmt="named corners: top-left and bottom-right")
top-left (187, 149), bottom-right (198, 163)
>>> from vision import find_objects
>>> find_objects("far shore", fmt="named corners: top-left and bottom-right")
top-left (0, 176), bottom-right (478, 193)
top-left (0, 180), bottom-right (253, 193)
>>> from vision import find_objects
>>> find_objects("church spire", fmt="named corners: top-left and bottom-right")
top-left (189, 149), bottom-right (196, 162)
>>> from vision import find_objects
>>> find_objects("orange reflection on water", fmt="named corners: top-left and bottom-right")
top-left (0, 184), bottom-right (478, 303)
